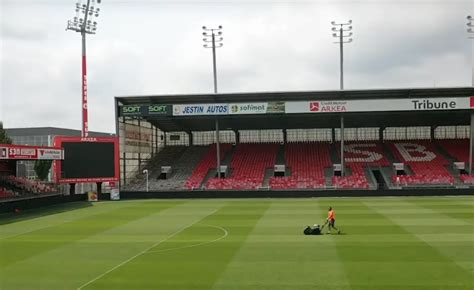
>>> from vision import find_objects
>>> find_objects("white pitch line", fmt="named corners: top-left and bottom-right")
top-left (146, 224), bottom-right (228, 254)
top-left (77, 208), bottom-right (220, 290)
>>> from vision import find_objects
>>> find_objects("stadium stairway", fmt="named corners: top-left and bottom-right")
top-left (196, 145), bottom-right (237, 189)
top-left (148, 146), bottom-right (187, 179)
top-left (434, 142), bottom-right (457, 163)
top-left (433, 142), bottom-right (462, 182)
top-left (381, 142), bottom-right (399, 163)
top-left (221, 144), bottom-right (237, 166)
top-left (262, 168), bottom-right (274, 188)
top-left (148, 146), bottom-right (210, 191)
top-left (262, 144), bottom-right (288, 188)
top-left (185, 144), bottom-right (233, 189)
top-left (330, 142), bottom-right (340, 164)
top-left (125, 146), bottom-right (187, 191)
top-left (200, 169), bottom-right (217, 189)
top-left (379, 166), bottom-right (399, 189)
top-left (276, 144), bottom-right (286, 164)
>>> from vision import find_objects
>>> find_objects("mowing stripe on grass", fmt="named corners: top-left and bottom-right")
top-left (212, 200), bottom-right (351, 290)
top-left (85, 201), bottom-right (271, 290)
top-left (1, 198), bottom-right (472, 290)
top-left (1, 200), bottom-right (222, 290)
top-left (359, 199), bottom-right (473, 289)
top-left (145, 223), bottom-right (228, 254)
top-left (0, 202), bottom-right (130, 240)
top-left (309, 199), bottom-right (472, 289)
top-left (407, 197), bottom-right (474, 225)
top-left (0, 202), bottom-right (97, 226)
top-left (0, 201), bottom-right (182, 269)
top-left (365, 199), bottom-right (474, 276)
top-left (77, 207), bottom-right (222, 289)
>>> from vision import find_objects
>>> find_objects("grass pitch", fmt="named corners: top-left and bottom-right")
top-left (0, 197), bottom-right (473, 289)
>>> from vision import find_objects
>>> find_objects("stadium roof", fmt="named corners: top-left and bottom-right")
top-left (116, 86), bottom-right (474, 105)
top-left (115, 87), bottom-right (474, 132)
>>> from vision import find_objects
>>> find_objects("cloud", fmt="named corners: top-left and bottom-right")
top-left (1, 0), bottom-right (472, 133)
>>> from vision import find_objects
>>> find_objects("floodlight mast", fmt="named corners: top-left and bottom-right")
top-left (331, 20), bottom-right (353, 177)
top-left (468, 16), bottom-right (474, 86)
top-left (66, 0), bottom-right (101, 137)
top-left (202, 26), bottom-right (223, 93)
top-left (202, 26), bottom-right (224, 178)
top-left (467, 15), bottom-right (473, 174)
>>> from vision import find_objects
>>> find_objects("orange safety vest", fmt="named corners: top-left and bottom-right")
top-left (328, 210), bottom-right (335, 220)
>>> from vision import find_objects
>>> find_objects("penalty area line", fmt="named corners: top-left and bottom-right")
top-left (77, 208), bottom-right (220, 290)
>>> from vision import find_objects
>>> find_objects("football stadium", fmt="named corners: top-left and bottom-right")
top-left (1, 0), bottom-right (474, 289)
top-left (1, 87), bottom-right (473, 289)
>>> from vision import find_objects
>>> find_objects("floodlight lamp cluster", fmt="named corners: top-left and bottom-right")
top-left (202, 25), bottom-right (223, 48)
top-left (331, 20), bottom-right (353, 44)
top-left (66, 0), bottom-right (101, 34)
top-left (468, 15), bottom-right (474, 38)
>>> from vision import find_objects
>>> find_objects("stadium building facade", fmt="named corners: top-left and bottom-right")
top-left (5, 127), bottom-right (113, 180)
top-left (115, 87), bottom-right (474, 196)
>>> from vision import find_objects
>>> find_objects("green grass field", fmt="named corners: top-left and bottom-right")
top-left (0, 197), bottom-right (473, 290)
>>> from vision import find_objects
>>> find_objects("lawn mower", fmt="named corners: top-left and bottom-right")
top-left (303, 219), bottom-right (330, 235)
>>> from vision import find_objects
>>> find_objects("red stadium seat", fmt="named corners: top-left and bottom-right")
top-left (207, 143), bottom-right (279, 190)
top-left (388, 141), bottom-right (455, 185)
top-left (269, 142), bottom-right (331, 190)
top-left (438, 139), bottom-right (474, 184)
top-left (185, 144), bottom-right (233, 189)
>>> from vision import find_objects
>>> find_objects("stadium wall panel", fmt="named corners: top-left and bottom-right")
top-left (0, 194), bottom-right (86, 213)
top-left (101, 189), bottom-right (473, 200)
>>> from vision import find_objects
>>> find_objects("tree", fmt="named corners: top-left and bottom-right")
top-left (34, 160), bottom-right (52, 181)
top-left (0, 122), bottom-right (12, 144)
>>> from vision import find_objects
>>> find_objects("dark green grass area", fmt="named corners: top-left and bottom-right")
top-left (319, 201), bottom-right (472, 289)
top-left (0, 197), bottom-right (472, 290)
top-left (0, 202), bottom-right (94, 225)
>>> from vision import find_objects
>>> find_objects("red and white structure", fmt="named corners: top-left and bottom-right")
top-left (66, 0), bottom-right (102, 137)
top-left (0, 144), bottom-right (64, 160)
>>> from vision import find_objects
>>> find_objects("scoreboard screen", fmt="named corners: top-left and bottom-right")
top-left (62, 142), bottom-right (115, 178)
top-left (54, 136), bottom-right (119, 183)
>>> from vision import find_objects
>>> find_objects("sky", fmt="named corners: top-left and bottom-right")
top-left (1, 0), bottom-right (473, 133)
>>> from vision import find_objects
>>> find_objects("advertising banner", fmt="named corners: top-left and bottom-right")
top-left (147, 105), bottom-right (170, 115)
top-left (0, 147), bottom-right (6, 158)
top-left (87, 191), bottom-right (98, 202)
top-left (119, 105), bottom-right (171, 117)
top-left (229, 103), bottom-right (267, 114)
top-left (0, 145), bottom-right (64, 160)
top-left (6, 147), bottom-right (37, 159)
top-left (119, 123), bottom-right (152, 154)
top-left (110, 188), bottom-right (120, 200)
top-left (172, 102), bottom-right (285, 116)
top-left (37, 148), bottom-right (63, 160)
top-left (228, 102), bottom-right (285, 114)
top-left (173, 104), bottom-right (229, 116)
top-left (120, 105), bottom-right (146, 116)
top-left (267, 101), bottom-right (286, 113)
top-left (285, 97), bottom-right (473, 114)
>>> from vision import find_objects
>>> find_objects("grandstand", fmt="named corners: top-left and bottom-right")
top-left (0, 144), bottom-right (62, 200)
top-left (115, 87), bottom-right (474, 194)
